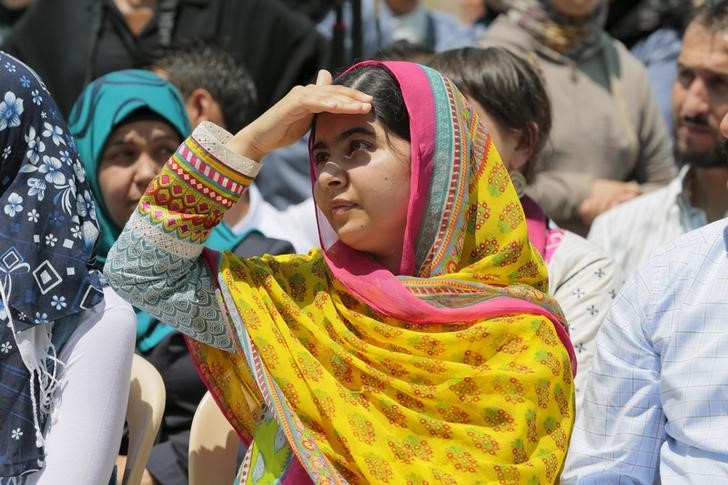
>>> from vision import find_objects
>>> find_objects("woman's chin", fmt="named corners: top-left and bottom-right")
top-left (337, 234), bottom-right (368, 252)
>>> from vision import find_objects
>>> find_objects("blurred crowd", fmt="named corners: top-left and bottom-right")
top-left (1, 0), bottom-right (727, 484)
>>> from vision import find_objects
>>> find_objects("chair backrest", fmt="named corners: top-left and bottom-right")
top-left (188, 390), bottom-right (239, 485)
top-left (122, 354), bottom-right (166, 485)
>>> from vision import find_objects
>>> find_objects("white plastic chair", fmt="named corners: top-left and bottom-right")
top-left (188, 390), bottom-right (239, 485)
top-left (122, 354), bottom-right (166, 485)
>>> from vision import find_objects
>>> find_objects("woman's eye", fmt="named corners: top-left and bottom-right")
top-left (313, 152), bottom-right (329, 165)
top-left (112, 150), bottom-right (135, 162)
top-left (347, 140), bottom-right (370, 157)
top-left (154, 146), bottom-right (176, 162)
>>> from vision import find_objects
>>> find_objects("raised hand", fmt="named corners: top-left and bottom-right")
top-left (225, 69), bottom-right (373, 161)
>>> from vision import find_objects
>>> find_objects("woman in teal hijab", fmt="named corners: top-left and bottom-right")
top-left (69, 70), bottom-right (192, 354)
top-left (69, 70), bottom-right (195, 484)
top-left (70, 69), bottom-right (190, 355)
top-left (69, 69), bottom-right (191, 268)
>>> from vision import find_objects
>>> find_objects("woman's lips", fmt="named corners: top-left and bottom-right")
top-left (331, 201), bottom-right (356, 215)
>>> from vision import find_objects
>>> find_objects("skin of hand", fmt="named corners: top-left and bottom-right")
top-left (578, 178), bottom-right (641, 226)
top-left (224, 70), bottom-right (373, 162)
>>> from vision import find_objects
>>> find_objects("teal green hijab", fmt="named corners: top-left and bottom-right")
top-left (69, 69), bottom-right (191, 353)
top-left (69, 69), bottom-right (192, 265)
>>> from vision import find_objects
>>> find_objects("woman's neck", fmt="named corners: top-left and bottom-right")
top-left (371, 248), bottom-right (404, 275)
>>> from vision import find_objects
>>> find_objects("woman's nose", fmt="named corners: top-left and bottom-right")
top-left (318, 161), bottom-right (347, 189)
top-left (133, 152), bottom-right (161, 187)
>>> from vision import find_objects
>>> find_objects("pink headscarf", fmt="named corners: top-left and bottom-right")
top-left (309, 61), bottom-right (576, 372)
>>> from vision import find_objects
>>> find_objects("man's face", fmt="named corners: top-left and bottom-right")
top-left (672, 23), bottom-right (728, 166)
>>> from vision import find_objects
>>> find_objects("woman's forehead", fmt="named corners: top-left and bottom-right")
top-left (313, 112), bottom-right (378, 143)
top-left (108, 118), bottom-right (178, 141)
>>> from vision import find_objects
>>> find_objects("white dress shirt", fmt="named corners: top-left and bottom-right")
top-left (563, 218), bottom-right (728, 484)
top-left (588, 166), bottom-right (710, 275)
top-left (230, 185), bottom-right (319, 254)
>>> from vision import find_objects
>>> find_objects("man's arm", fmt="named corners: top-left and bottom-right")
top-left (561, 258), bottom-right (665, 484)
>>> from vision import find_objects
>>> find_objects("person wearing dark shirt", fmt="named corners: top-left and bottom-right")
top-left (1, 0), bottom-right (329, 117)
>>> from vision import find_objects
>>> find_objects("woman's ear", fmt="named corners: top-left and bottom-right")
top-left (510, 122), bottom-right (539, 172)
top-left (184, 88), bottom-right (225, 129)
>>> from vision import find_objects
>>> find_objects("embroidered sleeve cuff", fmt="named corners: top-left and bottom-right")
top-left (191, 121), bottom-right (261, 181)
top-left (135, 123), bottom-right (262, 249)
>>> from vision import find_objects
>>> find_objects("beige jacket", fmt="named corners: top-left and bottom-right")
top-left (479, 17), bottom-right (677, 235)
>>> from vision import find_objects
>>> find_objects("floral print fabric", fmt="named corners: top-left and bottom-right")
top-left (188, 63), bottom-right (575, 483)
top-left (105, 62), bottom-right (576, 482)
top-left (0, 51), bottom-right (104, 477)
top-left (189, 251), bottom-right (575, 483)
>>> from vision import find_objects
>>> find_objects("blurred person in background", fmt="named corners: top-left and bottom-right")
top-left (1, 0), bottom-right (328, 117)
top-left (432, 46), bottom-right (622, 407)
top-left (588, 1), bottom-right (728, 274)
top-left (479, 0), bottom-right (677, 236)
top-left (457, 0), bottom-right (508, 38)
top-left (318, 0), bottom-right (476, 63)
top-left (606, 0), bottom-right (696, 136)
top-left (0, 0), bottom-right (30, 42)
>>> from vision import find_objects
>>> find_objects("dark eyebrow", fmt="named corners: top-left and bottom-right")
top-left (150, 134), bottom-right (182, 143)
top-left (106, 139), bottom-right (133, 148)
top-left (677, 61), bottom-right (728, 78)
top-left (311, 126), bottom-right (375, 152)
top-left (106, 133), bottom-right (179, 148)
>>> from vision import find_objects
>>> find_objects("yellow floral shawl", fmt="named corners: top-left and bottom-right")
top-left (188, 61), bottom-right (575, 484)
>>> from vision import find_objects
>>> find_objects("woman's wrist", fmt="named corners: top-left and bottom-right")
top-left (224, 124), bottom-right (268, 163)
top-left (191, 122), bottom-right (262, 183)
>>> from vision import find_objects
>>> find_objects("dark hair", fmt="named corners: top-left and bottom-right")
top-left (149, 39), bottom-right (258, 132)
top-left (333, 65), bottom-right (410, 142)
top-left (606, 0), bottom-right (692, 48)
top-left (371, 40), bottom-right (435, 64)
top-left (429, 47), bottom-right (552, 169)
top-left (691, 0), bottom-right (728, 33)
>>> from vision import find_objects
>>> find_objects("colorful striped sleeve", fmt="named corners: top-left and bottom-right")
top-left (105, 122), bottom-right (259, 350)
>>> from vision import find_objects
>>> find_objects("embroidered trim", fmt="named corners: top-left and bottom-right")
top-left (127, 211), bottom-right (202, 260)
top-left (191, 122), bottom-right (262, 180)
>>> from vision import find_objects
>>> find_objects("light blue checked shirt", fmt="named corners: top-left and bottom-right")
top-left (563, 218), bottom-right (728, 484)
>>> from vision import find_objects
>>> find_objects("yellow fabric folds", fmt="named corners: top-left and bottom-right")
top-left (189, 249), bottom-right (574, 484)
top-left (187, 62), bottom-right (575, 484)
